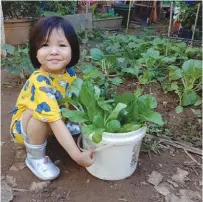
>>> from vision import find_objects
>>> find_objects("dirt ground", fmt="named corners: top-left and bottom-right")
top-left (1, 67), bottom-right (202, 202)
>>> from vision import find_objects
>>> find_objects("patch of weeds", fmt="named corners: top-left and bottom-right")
top-left (147, 123), bottom-right (172, 137)
top-left (181, 120), bottom-right (202, 147)
top-left (142, 123), bottom-right (172, 155)
top-left (142, 136), bottom-right (161, 156)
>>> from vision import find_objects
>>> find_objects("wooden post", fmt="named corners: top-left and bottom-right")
top-left (1, 1), bottom-right (7, 58)
top-left (126, 0), bottom-right (132, 34)
top-left (85, 0), bottom-right (89, 42)
top-left (152, 0), bottom-right (157, 22)
top-left (168, 1), bottom-right (173, 38)
top-left (1, 1), bottom-right (5, 44)
top-left (191, 3), bottom-right (201, 46)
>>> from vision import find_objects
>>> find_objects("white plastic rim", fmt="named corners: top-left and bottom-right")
top-left (77, 126), bottom-right (147, 152)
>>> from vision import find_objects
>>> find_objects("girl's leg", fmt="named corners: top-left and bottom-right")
top-left (21, 109), bottom-right (51, 144)
top-left (21, 109), bottom-right (60, 181)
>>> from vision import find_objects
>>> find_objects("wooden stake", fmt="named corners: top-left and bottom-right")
top-left (191, 3), bottom-right (201, 46)
top-left (1, 1), bottom-right (5, 44)
top-left (168, 1), bottom-right (173, 38)
top-left (85, 0), bottom-right (89, 42)
top-left (126, 0), bottom-right (132, 34)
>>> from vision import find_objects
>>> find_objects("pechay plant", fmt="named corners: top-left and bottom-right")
top-left (1, 44), bottom-right (35, 78)
top-left (39, 1), bottom-right (78, 16)
top-left (85, 48), bottom-right (123, 98)
top-left (2, 1), bottom-right (40, 19)
top-left (168, 59), bottom-right (202, 113)
top-left (59, 78), bottom-right (164, 144)
top-left (137, 48), bottom-right (177, 84)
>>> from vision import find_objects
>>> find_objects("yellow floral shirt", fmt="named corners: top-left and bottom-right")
top-left (10, 67), bottom-right (76, 143)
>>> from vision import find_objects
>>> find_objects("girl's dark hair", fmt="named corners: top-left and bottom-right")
top-left (29, 16), bottom-right (80, 69)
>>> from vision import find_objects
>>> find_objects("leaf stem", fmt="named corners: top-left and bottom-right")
top-left (181, 78), bottom-right (187, 89)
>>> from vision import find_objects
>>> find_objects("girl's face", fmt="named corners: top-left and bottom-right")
top-left (37, 28), bottom-right (71, 74)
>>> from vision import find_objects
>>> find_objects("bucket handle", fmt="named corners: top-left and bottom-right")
top-left (77, 135), bottom-right (114, 152)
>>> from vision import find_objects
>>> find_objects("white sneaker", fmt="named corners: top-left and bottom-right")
top-left (66, 122), bottom-right (81, 135)
top-left (25, 155), bottom-right (60, 181)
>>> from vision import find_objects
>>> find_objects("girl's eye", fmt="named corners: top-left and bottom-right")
top-left (59, 44), bottom-right (67, 47)
top-left (42, 43), bottom-right (48, 47)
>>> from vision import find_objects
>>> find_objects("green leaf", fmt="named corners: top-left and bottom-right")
top-left (121, 67), bottom-right (140, 76)
top-left (40, 11), bottom-right (62, 17)
top-left (117, 57), bottom-right (128, 68)
top-left (139, 70), bottom-right (154, 84)
top-left (26, 63), bottom-right (35, 74)
top-left (81, 64), bottom-right (97, 74)
top-left (92, 129), bottom-right (104, 143)
top-left (143, 48), bottom-right (160, 58)
top-left (181, 90), bottom-right (197, 106)
top-left (194, 96), bottom-right (202, 106)
top-left (105, 120), bottom-right (121, 133)
top-left (83, 71), bottom-right (100, 80)
top-left (117, 108), bottom-right (128, 125)
top-left (90, 48), bottom-right (104, 60)
top-left (1, 44), bottom-right (15, 54)
top-left (82, 38), bottom-right (88, 44)
top-left (93, 115), bottom-right (104, 128)
top-left (128, 41), bottom-right (137, 48)
top-left (61, 109), bottom-right (88, 123)
top-left (161, 56), bottom-right (176, 64)
top-left (185, 47), bottom-right (202, 58)
top-left (79, 81), bottom-right (102, 120)
top-left (182, 59), bottom-right (202, 78)
top-left (175, 106), bottom-right (183, 114)
top-left (110, 77), bottom-right (123, 86)
top-left (81, 49), bottom-right (87, 57)
top-left (115, 93), bottom-right (134, 105)
top-left (145, 111), bottom-right (164, 126)
top-left (182, 60), bottom-right (202, 89)
top-left (103, 55), bottom-right (118, 67)
top-left (94, 85), bottom-right (101, 98)
top-left (170, 82), bottom-right (179, 91)
top-left (139, 95), bottom-right (157, 109)
top-left (134, 88), bottom-right (142, 97)
top-left (58, 97), bottom-right (78, 107)
top-left (81, 124), bottom-right (95, 137)
top-left (97, 99), bottom-right (113, 111)
top-left (168, 65), bottom-right (182, 81)
top-left (69, 78), bottom-right (83, 97)
top-left (118, 123), bottom-right (141, 133)
top-left (5, 65), bottom-right (23, 73)
top-left (107, 103), bottom-right (127, 121)
top-left (117, 57), bottom-right (125, 63)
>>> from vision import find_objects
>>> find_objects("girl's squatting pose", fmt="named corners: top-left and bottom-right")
top-left (10, 16), bottom-right (95, 181)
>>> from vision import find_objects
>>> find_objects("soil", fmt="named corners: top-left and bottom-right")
top-left (1, 68), bottom-right (202, 202)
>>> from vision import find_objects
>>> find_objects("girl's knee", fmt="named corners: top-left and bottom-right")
top-left (22, 109), bottom-right (51, 136)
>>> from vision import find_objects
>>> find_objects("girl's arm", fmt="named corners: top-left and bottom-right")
top-left (49, 119), bottom-right (94, 167)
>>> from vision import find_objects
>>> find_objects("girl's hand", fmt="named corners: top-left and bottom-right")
top-left (75, 149), bottom-right (95, 167)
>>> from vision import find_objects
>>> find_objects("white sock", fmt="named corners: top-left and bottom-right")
top-left (24, 140), bottom-right (47, 159)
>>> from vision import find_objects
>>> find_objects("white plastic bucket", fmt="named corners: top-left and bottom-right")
top-left (77, 126), bottom-right (147, 180)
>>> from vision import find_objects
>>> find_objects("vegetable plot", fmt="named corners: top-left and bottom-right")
top-left (77, 34), bottom-right (202, 112)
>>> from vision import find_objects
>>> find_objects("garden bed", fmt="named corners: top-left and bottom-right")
top-left (93, 16), bottom-right (123, 30)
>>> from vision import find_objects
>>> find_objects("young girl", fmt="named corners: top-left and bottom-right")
top-left (10, 16), bottom-right (95, 181)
